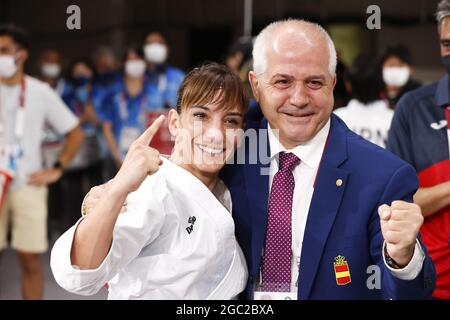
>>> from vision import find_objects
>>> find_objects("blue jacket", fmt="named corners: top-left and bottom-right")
top-left (221, 114), bottom-right (436, 299)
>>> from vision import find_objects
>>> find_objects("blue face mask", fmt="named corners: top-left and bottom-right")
top-left (96, 71), bottom-right (115, 85)
top-left (442, 54), bottom-right (450, 75)
top-left (73, 76), bottom-right (91, 87)
top-left (75, 86), bottom-right (89, 103)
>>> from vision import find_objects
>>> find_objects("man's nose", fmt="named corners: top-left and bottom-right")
top-left (289, 82), bottom-right (310, 107)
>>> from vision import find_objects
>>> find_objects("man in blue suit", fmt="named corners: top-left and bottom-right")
top-left (222, 19), bottom-right (436, 299)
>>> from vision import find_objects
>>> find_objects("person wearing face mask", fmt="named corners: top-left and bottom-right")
top-left (143, 31), bottom-right (185, 111)
top-left (88, 47), bottom-right (121, 183)
top-left (92, 46), bottom-right (119, 87)
top-left (91, 45), bottom-right (121, 108)
top-left (37, 49), bottom-right (69, 97)
top-left (99, 46), bottom-right (151, 170)
top-left (378, 44), bottom-right (421, 110)
top-left (37, 50), bottom-right (74, 244)
top-left (0, 24), bottom-right (84, 299)
top-left (61, 58), bottom-right (103, 230)
top-left (334, 54), bottom-right (393, 148)
top-left (387, 0), bottom-right (450, 300)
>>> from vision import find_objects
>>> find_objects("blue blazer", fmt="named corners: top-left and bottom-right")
top-left (221, 114), bottom-right (436, 299)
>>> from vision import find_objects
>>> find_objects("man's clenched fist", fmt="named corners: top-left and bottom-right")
top-left (378, 201), bottom-right (424, 267)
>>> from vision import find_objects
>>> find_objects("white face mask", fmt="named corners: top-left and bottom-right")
top-left (0, 55), bottom-right (18, 79)
top-left (125, 59), bottom-right (146, 78)
top-left (382, 67), bottom-right (410, 87)
top-left (41, 63), bottom-right (61, 79)
top-left (144, 43), bottom-right (167, 64)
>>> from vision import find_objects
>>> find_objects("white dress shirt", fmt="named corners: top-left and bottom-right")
top-left (51, 158), bottom-right (248, 299)
top-left (266, 119), bottom-right (425, 294)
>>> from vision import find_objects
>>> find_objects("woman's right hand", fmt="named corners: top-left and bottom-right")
top-left (83, 180), bottom-right (127, 216)
top-left (109, 115), bottom-right (165, 197)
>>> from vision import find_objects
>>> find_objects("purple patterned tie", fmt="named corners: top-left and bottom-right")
top-left (261, 152), bottom-right (300, 292)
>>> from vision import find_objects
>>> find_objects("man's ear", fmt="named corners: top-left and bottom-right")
top-left (248, 70), bottom-right (260, 102)
top-left (167, 108), bottom-right (179, 138)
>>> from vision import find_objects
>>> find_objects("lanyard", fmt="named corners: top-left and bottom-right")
top-left (119, 91), bottom-right (147, 123)
top-left (0, 77), bottom-right (26, 140)
top-left (157, 73), bottom-right (167, 95)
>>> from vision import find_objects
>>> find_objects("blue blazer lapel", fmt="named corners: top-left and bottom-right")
top-left (243, 118), bottom-right (271, 276)
top-left (298, 115), bottom-right (349, 299)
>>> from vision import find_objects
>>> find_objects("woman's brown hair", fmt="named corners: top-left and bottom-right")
top-left (176, 62), bottom-right (249, 115)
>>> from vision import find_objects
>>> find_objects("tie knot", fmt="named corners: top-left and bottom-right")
top-left (278, 152), bottom-right (300, 172)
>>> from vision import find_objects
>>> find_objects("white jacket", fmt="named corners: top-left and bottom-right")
top-left (50, 158), bottom-right (248, 299)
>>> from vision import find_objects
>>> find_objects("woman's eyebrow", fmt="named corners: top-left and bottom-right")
top-left (226, 112), bottom-right (244, 117)
top-left (191, 105), bottom-right (210, 111)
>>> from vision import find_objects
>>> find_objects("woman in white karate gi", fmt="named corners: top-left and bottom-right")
top-left (50, 63), bottom-right (249, 299)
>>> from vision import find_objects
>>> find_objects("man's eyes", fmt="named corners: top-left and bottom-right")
top-left (307, 80), bottom-right (324, 89)
top-left (272, 79), bottom-right (292, 88)
top-left (272, 79), bottom-right (324, 89)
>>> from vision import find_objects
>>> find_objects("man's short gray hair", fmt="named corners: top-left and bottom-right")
top-left (436, 0), bottom-right (450, 31)
top-left (252, 19), bottom-right (337, 76)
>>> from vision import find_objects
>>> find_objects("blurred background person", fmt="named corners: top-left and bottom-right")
top-left (378, 44), bottom-right (421, 109)
top-left (224, 37), bottom-right (253, 77)
top-left (0, 24), bottom-right (83, 299)
top-left (143, 31), bottom-right (184, 110)
top-left (37, 49), bottom-right (72, 244)
top-left (387, 0), bottom-right (450, 300)
top-left (91, 45), bottom-right (120, 99)
top-left (37, 49), bottom-right (69, 96)
top-left (334, 53), bottom-right (393, 148)
top-left (100, 45), bottom-right (149, 170)
top-left (333, 58), bottom-right (351, 110)
top-left (224, 37), bottom-right (256, 108)
top-left (61, 58), bottom-right (103, 230)
top-left (90, 45), bottom-right (121, 181)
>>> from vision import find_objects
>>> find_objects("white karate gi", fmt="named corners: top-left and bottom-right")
top-left (50, 158), bottom-right (248, 299)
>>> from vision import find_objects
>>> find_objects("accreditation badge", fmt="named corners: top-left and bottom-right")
top-left (253, 290), bottom-right (297, 300)
top-left (0, 145), bottom-right (21, 175)
top-left (253, 279), bottom-right (297, 300)
top-left (0, 145), bottom-right (20, 212)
